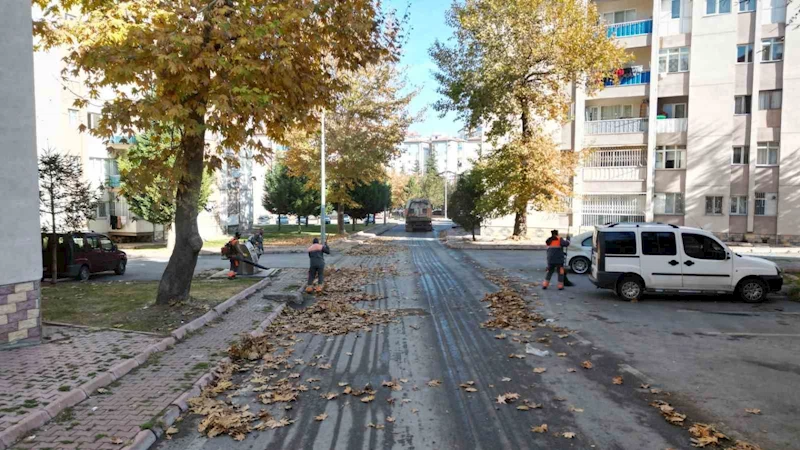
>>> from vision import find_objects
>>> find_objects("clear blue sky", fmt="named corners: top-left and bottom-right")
top-left (387, 0), bottom-right (462, 137)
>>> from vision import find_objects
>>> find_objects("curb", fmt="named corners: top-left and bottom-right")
top-left (0, 274), bottom-right (277, 450)
top-left (444, 241), bottom-right (547, 251)
top-left (120, 303), bottom-right (287, 450)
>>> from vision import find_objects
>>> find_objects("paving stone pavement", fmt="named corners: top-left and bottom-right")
top-left (0, 327), bottom-right (159, 435)
top-left (10, 270), bottom-right (305, 450)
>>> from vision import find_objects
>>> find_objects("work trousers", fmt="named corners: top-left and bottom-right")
top-left (544, 264), bottom-right (565, 288)
top-left (308, 263), bottom-right (325, 285)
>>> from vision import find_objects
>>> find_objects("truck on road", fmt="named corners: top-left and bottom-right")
top-left (405, 198), bottom-right (433, 232)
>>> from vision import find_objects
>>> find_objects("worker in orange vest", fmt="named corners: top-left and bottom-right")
top-left (225, 232), bottom-right (242, 279)
top-left (543, 229), bottom-right (570, 290)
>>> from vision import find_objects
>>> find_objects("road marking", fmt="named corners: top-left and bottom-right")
top-left (618, 364), bottom-right (656, 386)
top-left (698, 332), bottom-right (800, 337)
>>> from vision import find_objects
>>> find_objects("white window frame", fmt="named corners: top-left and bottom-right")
top-left (761, 37), bottom-right (784, 62)
top-left (737, 43), bottom-right (754, 63)
top-left (68, 109), bottom-right (79, 127)
top-left (654, 192), bottom-right (685, 215)
top-left (659, 47), bottom-right (690, 73)
top-left (731, 146), bottom-right (750, 165)
top-left (662, 103), bottom-right (687, 118)
top-left (755, 192), bottom-right (777, 216)
top-left (671, 0), bottom-right (682, 17)
top-left (706, 0), bottom-right (732, 15)
top-left (758, 90), bottom-right (782, 110)
top-left (603, 9), bottom-right (637, 24)
top-left (96, 202), bottom-right (108, 219)
top-left (739, 0), bottom-right (756, 12)
top-left (87, 112), bottom-right (102, 130)
top-left (705, 196), bottom-right (725, 215)
top-left (734, 95), bottom-right (752, 115)
top-left (756, 142), bottom-right (779, 166)
top-left (730, 196), bottom-right (748, 215)
top-left (599, 104), bottom-right (634, 120)
top-left (586, 106), bottom-right (600, 121)
top-left (655, 146), bottom-right (687, 169)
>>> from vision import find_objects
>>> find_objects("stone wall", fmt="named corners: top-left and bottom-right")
top-left (0, 280), bottom-right (41, 347)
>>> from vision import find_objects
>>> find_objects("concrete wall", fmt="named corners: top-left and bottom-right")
top-left (1, 3), bottom-right (43, 347)
top-left (777, 0), bottom-right (800, 236)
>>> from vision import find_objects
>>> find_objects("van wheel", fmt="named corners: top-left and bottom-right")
top-left (738, 278), bottom-right (767, 303)
top-left (617, 276), bottom-right (644, 302)
top-left (570, 257), bottom-right (590, 274)
top-left (76, 265), bottom-right (90, 282)
top-left (114, 260), bottom-right (127, 275)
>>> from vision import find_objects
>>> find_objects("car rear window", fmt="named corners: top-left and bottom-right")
top-left (642, 232), bottom-right (677, 255)
top-left (603, 232), bottom-right (637, 255)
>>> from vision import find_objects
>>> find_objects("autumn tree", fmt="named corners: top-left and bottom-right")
top-left (283, 62), bottom-right (415, 235)
top-left (388, 170), bottom-right (411, 210)
top-left (34, 0), bottom-right (399, 304)
top-left (431, 0), bottom-right (628, 236)
top-left (38, 149), bottom-right (99, 284)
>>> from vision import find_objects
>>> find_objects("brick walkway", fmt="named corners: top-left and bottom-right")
top-left (0, 327), bottom-right (158, 435)
top-left (10, 270), bottom-right (305, 450)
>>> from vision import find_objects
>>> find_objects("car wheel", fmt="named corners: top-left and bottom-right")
top-left (114, 260), bottom-right (127, 275)
top-left (617, 276), bottom-right (644, 302)
top-left (570, 257), bottom-right (590, 274)
top-left (76, 265), bottom-right (90, 282)
top-left (738, 278), bottom-right (767, 303)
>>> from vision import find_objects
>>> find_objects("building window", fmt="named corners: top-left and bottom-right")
top-left (761, 38), bottom-right (784, 62)
top-left (730, 196), bottom-right (748, 215)
top-left (706, 0), bottom-right (732, 14)
top-left (755, 192), bottom-right (778, 216)
top-left (737, 44), bottom-right (754, 63)
top-left (672, 0), bottom-right (681, 17)
top-left (598, 105), bottom-right (634, 120)
top-left (68, 109), bottom-right (79, 127)
top-left (584, 148), bottom-right (646, 167)
top-left (758, 90), bottom-right (782, 110)
top-left (654, 193), bottom-right (685, 215)
top-left (603, 9), bottom-right (637, 24)
top-left (756, 142), bottom-right (779, 166)
top-left (96, 202), bottom-right (108, 219)
top-left (659, 47), bottom-right (690, 73)
top-left (662, 103), bottom-right (686, 118)
top-left (739, 0), bottom-right (756, 11)
top-left (87, 112), bottom-right (102, 130)
top-left (705, 196), bottom-right (724, 215)
top-left (731, 146), bottom-right (749, 165)
top-left (734, 95), bottom-right (751, 115)
top-left (655, 146), bottom-right (686, 169)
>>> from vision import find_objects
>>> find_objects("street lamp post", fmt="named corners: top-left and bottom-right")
top-left (320, 109), bottom-right (327, 243)
top-left (439, 170), bottom-right (456, 218)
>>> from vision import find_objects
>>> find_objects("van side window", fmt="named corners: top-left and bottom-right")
top-left (72, 236), bottom-right (85, 250)
top-left (100, 238), bottom-right (114, 251)
top-left (86, 236), bottom-right (100, 249)
top-left (681, 233), bottom-right (726, 260)
top-left (604, 232), bottom-right (636, 255)
top-left (641, 232), bottom-right (677, 255)
top-left (581, 237), bottom-right (592, 247)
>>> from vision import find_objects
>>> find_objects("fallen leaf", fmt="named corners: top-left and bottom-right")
top-left (324, 392), bottom-right (338, 400)
top-left (319, 364), bottom-right (332, 370)
top-left (315, 413), bottom-right (328, 421)
top-left (509, 354), bottom-right (525, 359)
top-left (533, 367), bottom-right (547, 374)
top-left (531, 424), bottom-right (548, 433)
top-left (110, 437), bottom-right (124, 444)
top-left (640, 383), bottom-right (651, 389)
top-left (581, 361), bottom-right (593, 369)
top-left (166, 427), bottom-right (178, 435)
top-left (562, 432), bottom-right (576, 439)
top-left (288, 373), bottom-right (300, 379)
top-left (517, 405), bottom-right (530, 411)
top-left (386, 416), bottom-right (395, 423)
top-left (496, 393), bottom-right (520, 404)
top-left (569, 406), bottom-right (584, 413)
top-left (650, 388), bottom-right (663, 394)
top-left (411, 408), bottom-right (419, 414)
top-left (557, 352), bottom-right (567, 357)
top-left (346, 352), bottom-right (353, 356)
top-left (97, 387), bottom-right (109, 394)
top-left (465, 387), bottom-right (478, 393)
top-left (361, 395), bottom-right (375, 403)
top-left (367, 422), bottom-right (384, 429)
top-left (343, 386), bottom-right (353, 395)
top-left (501, 377), bottom-right (511, 382)
top-left (306, 378), bottom-right (320, 383)
top-left (495, 333), bottom-right (507, 339)
top-left (689, 423), bottom-right (729, 447)
top-left (400, 378), bottom-right (409, 383)
top-left (567, 368), bottom-right (577, 373)
top-left (338, 382), bottom-right (349, 387)
top-left (558, 334), bottom-right (569, 338)
top-left (612, 376), bottom-right (624, 385)
top-left (745, 408), bottom-right (762, 415)
top-left (427, 379), bottom-right (442, 387)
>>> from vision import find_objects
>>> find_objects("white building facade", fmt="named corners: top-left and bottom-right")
top-left (394, 131), bottom-right (483, 177)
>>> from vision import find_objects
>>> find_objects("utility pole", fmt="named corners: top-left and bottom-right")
top-left (320, 109), bottom-right (327, 243)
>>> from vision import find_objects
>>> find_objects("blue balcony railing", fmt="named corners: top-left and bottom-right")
top-left (107, 175), bottom-right (121, 188)
top-left (604, 71), bottom-right (651, 87)
top-left (606, 19), bottom-right (653, 38)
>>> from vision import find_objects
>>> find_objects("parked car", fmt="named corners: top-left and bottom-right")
top-left (41, 232), bottom-right (127, 281)
top-left (277, 216), bottom-right (289, 225)
top-left (566, 231), bottom-right (593, 274)
top-left (589, 223), bottom-right (782, 303)
top-left (324, 215), bottom-right (331, 224)
top-left (432, 209), bottom-right (444, 216)
top-left (342, 214), bottom-right (351, 225)
top-left (365, 214), bottom-right (375, 224)
top-left (256, 215), bottom-right (271, 226)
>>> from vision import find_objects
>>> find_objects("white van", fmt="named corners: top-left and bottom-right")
top-left (589, 223), bottom-right (783, 302)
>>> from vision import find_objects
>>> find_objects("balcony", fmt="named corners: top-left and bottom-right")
top-left (586, 118), bottom-right (648, 135)
top-left (604, 71), bottom-right (651, 87)
top-left (107, 174), bottom-right (121, 188)
top-left (656, 118), bottom-right (687, 133)
top-left (606, 19), bottom-right (653, 38)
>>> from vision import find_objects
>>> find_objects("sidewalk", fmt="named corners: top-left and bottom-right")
top-left (3, 269), bottom-right (305, 450)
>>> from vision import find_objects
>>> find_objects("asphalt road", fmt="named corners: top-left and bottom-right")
top-left (154, 221), bottom-right (771, 450)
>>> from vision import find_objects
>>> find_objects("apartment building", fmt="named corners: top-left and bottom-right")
top-left (555, 0), bottom-right (799, 243)
top-left (394, 131), bottom-right (483, 177)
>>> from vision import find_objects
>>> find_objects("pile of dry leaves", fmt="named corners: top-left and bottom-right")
top-left (272, 300), bottom-right (398, 335)
top-left (480, 288), bottom-right (544, 331)
top-left (343, 240), bottom-right (405, 257)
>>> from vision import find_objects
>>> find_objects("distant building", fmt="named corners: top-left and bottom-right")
top-left (393, 130), bottom-right (484, 178)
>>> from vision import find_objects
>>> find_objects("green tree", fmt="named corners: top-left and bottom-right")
top-left (34, 0), bottom-right (399, 304)
top-left (420, 150), bottom-right (444, 208)
top-left (293, 183), bottom-right (320, 231)
top-left (262, 163), bottom-right (304, 231)
top-left (38, 149), bottom-right (99, 284)
top-left (284, 62), bottom-right (415, 235)
top-left (448, 169), bottom-right (485, 241)
top-left (348, 181), bottom-right (391, 230)
top-left (117, 130), bottom-right (212, 230)
top-left (430, 0), bottom-right (628, 236)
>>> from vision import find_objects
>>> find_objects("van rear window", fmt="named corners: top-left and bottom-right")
top-left (603, 232), bottom-right (636, 255)
top-left (641, 232), bottom-right (677, 255)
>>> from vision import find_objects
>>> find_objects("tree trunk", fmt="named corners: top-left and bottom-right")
top-left (277, 214), bottom-right (281, 231)
top-left (472, 226), bottom-right (476, 242)
top-left (513, 210), bottom-right (527, 238)
top-left (383, 209), bottom-right (387, 224)
top-left (352, 218), bottom-right (356, 232)
top-left (156, 132), bottom-right (205, 305)
top-left (50, 206), bottom-right (57, 285)
top-left (513, 98), bottom-right (532, 238)
top-left (337, 204), bottom-right (344, 235)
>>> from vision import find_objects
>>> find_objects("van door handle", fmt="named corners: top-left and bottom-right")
top-left (668, 260), bottom-right (679, 266)
top-left (684, 260), bottom-right (695, 267)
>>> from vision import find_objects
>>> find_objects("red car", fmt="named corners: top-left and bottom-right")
top-left (41, 232), bottom-right (127, 281)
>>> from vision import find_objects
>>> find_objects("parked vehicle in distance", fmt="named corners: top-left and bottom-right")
top-left (405, 198), bottom-right (433, 232)
top-left (41, 232), bottom-right (127, 281)
top-left (365, 214), bottom-right (375, 224)
top-left (342, 214), bottom-right (351, 225)
top-left (432, 208), bottom-right (444, 217)
top-left (277, 215), bottom-right (289, 225)
top-left (256, 215), bottom-right (271, 226)
top-left (566, 231), bottom-right (593, 274)
top-left (324, 215), bottom-right (331, 224)
top-left (590, 223), bottom-right (782, 303)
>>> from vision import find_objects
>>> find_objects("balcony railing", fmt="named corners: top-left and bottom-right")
top-left (606, 19), bottom-right (653, 38)
top-left (585, 118), bottom-right (648, 135)
top-left (604, 71), bottom-right (651, 87)
top-left (656, 118), bottom-right (688, 133)
top-left (107, 175), bottom-right (121, 188)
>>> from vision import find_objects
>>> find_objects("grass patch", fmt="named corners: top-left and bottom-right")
top-left (42, 279), bottom-right (259, 334)
top-left (94, 433), bottom-right (107, 441)
top-left (53, 407), bottom-right (75, 424)
top-left (785, 274), bottom-right (800, 301)
top-left (192, 362), bottom-right (210, 371)
top-left (58, 385), bottom-right (71, 392)
top-left (203, 223), bottom-right (369, 249)
top-left (21, 399), bottom-right (38, 409)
